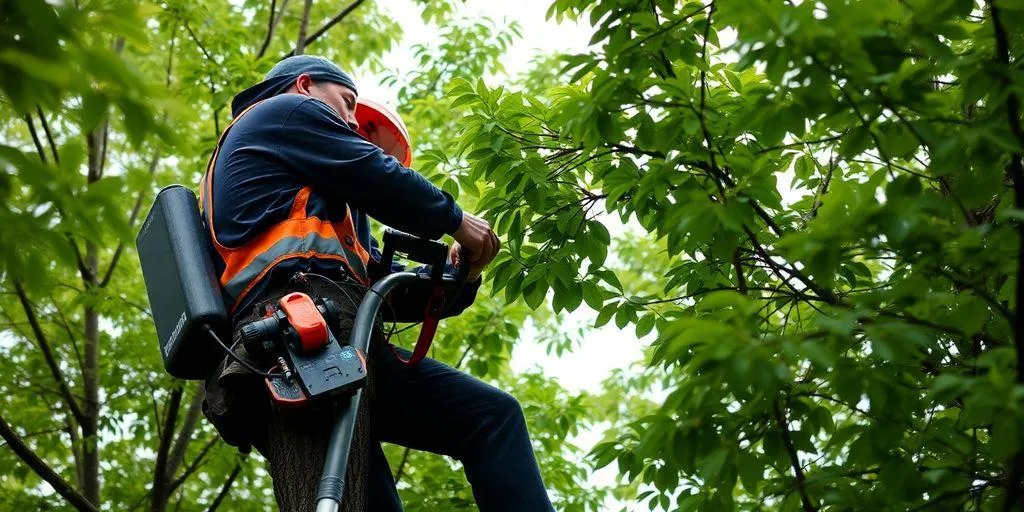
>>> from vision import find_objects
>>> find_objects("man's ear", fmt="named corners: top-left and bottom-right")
top-left (294, 73), bottom-right (313, 95)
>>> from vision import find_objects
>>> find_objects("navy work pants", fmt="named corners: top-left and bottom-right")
top-left (367, 346), bottom-right (555, 511)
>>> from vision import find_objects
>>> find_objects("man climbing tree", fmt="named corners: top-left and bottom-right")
top-left (8, 0), bottom-right (1024, 510)
top-left (199, 54), bottom-right (555, 511)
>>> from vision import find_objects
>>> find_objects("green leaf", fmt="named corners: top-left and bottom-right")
top-left (699, 447), bottom-right (729, 483)
top-left (635, 315), bottom-right (655, 337)
top-left (839, 125), bottom-right (872, 157)
top-left (589, 221), bottom-right (611, 245)
top-left (796, 340), bottom-right (837, 368)
top-left (523, 280), bottom-right (546, 309)
top-left (737, 452), bottom-right (763, 493)
top-left (595, 303), bottom-right (617, 328)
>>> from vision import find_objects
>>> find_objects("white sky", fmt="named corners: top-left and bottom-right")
top-left (358, 0), bottom-right (594, 105)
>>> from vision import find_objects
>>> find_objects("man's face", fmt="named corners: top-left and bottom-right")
top-left (293, 74), bottom-right (359, 131)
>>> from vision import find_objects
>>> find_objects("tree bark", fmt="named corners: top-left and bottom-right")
top-left (262, 392), bottom-right (373, 511)
top-left (80, 125), bottom-right (103, 506)
top-left (239, 283), bottom-right (375, 511)
top-left (80, 260), bottom-right (100, 506)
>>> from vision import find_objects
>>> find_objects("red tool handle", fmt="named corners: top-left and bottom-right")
top-left (388, 285), bottom-right (445, 366)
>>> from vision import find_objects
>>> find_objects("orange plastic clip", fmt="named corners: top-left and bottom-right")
top-left (278, 292), bottom-right (328, 353)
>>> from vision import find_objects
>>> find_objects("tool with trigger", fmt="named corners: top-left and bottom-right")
top-left (238, 292), bottom-right (367, 406)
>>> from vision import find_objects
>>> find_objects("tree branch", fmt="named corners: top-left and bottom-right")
top-left (0, 426), bottom-right (63, 448)
top-left (808, 154), bottom-right (835, 220)
top-left (36, 106), bottom-right (60, 164)
top-left (773, 398), bottom-right (816, 512)
top-left (182, 21), bottom-right (216, 68)
top-left (697, 2), bottom-right (718, 172)
top-left (256, 0), bottom-right (290, 59)
top-left (181, 20), bottom-right (221, 130)
top-left (151, 385), bottom-right (184, 511)
top-left (166, 383), bottom-right (204, 478)
top-left (22, 114), bottom-right (47, 163)
top-left (168, 436), bottom-right (219, 495)
top-left (293, 0), bottom-right (313, 56)
top-left (12, 282), bottom-right (87, 426)
top-left (732, 246), bottom-right (747, 295)
top-left (281, 0), bottom-right (367, 60)
top-left (0, 413), bottom-right (98, 512)
top-left (62, 413), bottom-right (85, 490)
top-left (393, 447), bottom-right (412, 485)
top-left (102, 23), bottom-right (176, 288)
top-left (756, 133), bottom-right (847, 154)
top-left (744, 228), bottom-right (839, 305)
top-left (22, 114), bottom-right (93, 283)
top-left (69, 241), bottom-right (94, 285)
top-left (205, 461), bottom-right (243, 512)
top-left (52, 302), bottom-right (85, 374)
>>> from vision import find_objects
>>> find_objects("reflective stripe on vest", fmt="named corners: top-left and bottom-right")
top-left (200, 101), bottom-right (371, 313)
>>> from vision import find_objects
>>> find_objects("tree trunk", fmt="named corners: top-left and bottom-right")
top-left (262, 384), bottom-right (373, 511)
top-left (80, 262), bottom-right (101, 505)
top-left (220, 280), bottom-right (376, 511)
top-left (82, 125), bottom-right (103, 504)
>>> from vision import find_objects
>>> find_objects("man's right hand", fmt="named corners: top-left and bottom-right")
top-left (452, 212), bottom-right (500, 279)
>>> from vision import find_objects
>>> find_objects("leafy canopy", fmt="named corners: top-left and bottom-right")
top-left (441, 0), bottom-right (1024, 510)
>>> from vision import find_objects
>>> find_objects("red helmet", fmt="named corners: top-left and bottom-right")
top-left (355, 98), bottom-right (412, 167)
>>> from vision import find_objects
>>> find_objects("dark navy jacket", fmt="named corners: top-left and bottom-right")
top-left (208, 92), bottom-right (479, 322)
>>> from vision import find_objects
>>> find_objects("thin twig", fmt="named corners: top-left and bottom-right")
top-left (281, 0), bottom-right (367, 60)
top-left (99, 151), bottom-right (160, 288)
top-left (151, 385), bottom-right (184, 510)
top-left (256, 0), bottom-right (289, 59)
top-left (809, 154), bottom-right (835, 220)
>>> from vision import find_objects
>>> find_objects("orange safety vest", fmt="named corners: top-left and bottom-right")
top-left (200, 101), bottom-right (371, 314)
